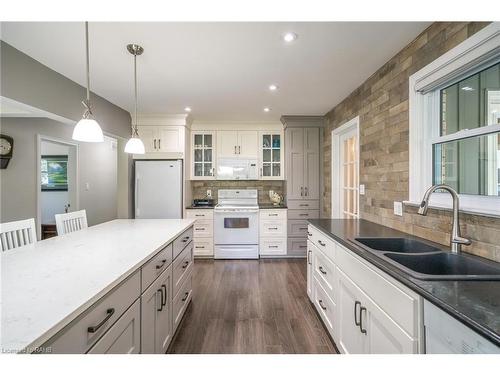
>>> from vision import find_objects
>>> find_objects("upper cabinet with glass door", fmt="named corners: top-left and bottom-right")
top-left (259, 131), bottom-right (284, 180)
top-left (191, 132), bottom-right (215, 180)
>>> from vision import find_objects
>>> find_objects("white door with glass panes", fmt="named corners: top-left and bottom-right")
top-left (332, 117), bottom-right (359, 219)
top-left (259, 131), bottom-right (283, 179)
top-left (191, 132), bottom-right (215, 179)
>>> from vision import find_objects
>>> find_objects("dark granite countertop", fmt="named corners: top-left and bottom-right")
top-left (308, 219), bottom-right (500, 346)
top-left (259, 204), bottom-right (287, 209)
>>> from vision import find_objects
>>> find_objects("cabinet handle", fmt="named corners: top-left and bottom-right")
top-left (318, 299), bottom-right (327, 311)
top-left (307, 250), bottom-right (312, 265)
top-left (268, 227), bottom-right (278, 230)
top-left (182, 236), bottom-right (191, 241)
top-left (305, 187), bottom-right (308, 196)
top-left (269, 245), bottom-right (279, 248)
top-left (238, 145), bottom-right (241, 154)
top-left (234, 146), bottom-right (237, 154)
top-left (269, 213), bottom-right (278, 216)
top-left (88, 308), bottom-right (115, 333)
top-left (307, 232), bottom-right (312, 237)
top-left (154, 139), bottom-right (157, 149)
top-left (360, 306), bottom-right (367, 334)
top-left (195, 246), bottom-right (204, 249)
top-left (156, 259), bottom-right (167, 270)
top-left (319, 266), bottom-right (327, 275)
top-left (299, 204), bottom-right (309, 207)
top-left (299, 245), bottom-right (307, 249)
top-left (195, 214), bottom-right (205, 217)
top-left (158, 139), bottom-right (161, 149)
top-left (301, 187), bottom-right (304, 196)
top-left (182, 291), bottom-right (189, 302)
top-left (299, 227), bottom-right (308, 230)
top-left (260, 167), bottom-right (263, 177)
top-left (157, 289), bottom-right (164, 311)
top-left (161, 285), bottom-right (167, 307)
top-left (195, 228), bottom-right (205, 231)
top-left (317, 240), bottom-right (326, 247)
top-left (182, 260), bottom-right (189, 269)
top-left (299, 213), bottom-right (309, 217)
top-left (354, 301), bottom-right (361, 327)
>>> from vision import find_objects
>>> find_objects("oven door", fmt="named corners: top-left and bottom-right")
top-left (214, 209), bottom-right (259, 245)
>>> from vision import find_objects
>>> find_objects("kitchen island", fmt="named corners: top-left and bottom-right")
top-left (1, 219), bottom-right (194, 354)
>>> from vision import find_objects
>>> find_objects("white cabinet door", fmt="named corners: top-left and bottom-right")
top-left (237, 130), bottom-right (259, 158)
top-left (217, 130), bottom-right (238, 157)
top-left (157, 126), bottom-right (182, 153)
top-left (259, 131), bottom-right (284, 179)
top-left (88, 299), bottom-right (141, 354)
top-left (140, 265), bottom-right (173, 354)
top-left (336, 269), bottom-right (366, 354)
top-left (138, 126), bottom-right (157, 153)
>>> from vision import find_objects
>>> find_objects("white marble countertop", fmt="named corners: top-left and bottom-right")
top-left (1, 219), bottom-right (194, 353)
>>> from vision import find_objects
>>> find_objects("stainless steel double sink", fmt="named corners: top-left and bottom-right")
top-left (352, 237), bottom-right (500, 281)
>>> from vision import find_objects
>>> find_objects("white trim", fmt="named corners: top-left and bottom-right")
top-left (36, 135), bottom-right (80, 239)
top-left (331, 116), bottom-right (360, 219)
top-left (431, 124), bottom-right (500, 144)
top-left (409, 23), bottom-right (500, 216)
top-left (1, 96), bottom-right (74, 125)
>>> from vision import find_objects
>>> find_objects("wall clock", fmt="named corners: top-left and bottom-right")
top-left (0, 134), bottom-right (14, 169)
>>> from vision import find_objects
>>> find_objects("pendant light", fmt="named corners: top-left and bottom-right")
top-left (72, 22), bottom-right (104, 143)
top-left (124, 44), bottom-right (145, 154)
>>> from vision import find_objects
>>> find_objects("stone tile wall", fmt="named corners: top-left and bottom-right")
top-left (322, 22), bottom-right (500, 261)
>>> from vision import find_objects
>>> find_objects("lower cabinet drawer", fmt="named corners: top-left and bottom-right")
top-left (312, 244), bottom-right (336, 301)
top-left (287, 238), bottom-right (308, 257)
top-left (45, 271), bottom-right (141, 353)
top-left (173, 242), bottom-right (194, 296)
top-left (173, 271), bottom-right (193, 332)
top-left (288, 220), bottom-right (309, 237)
top-left (260, 238), bottom-right (287, 256)
top-left (287, 209), bottom-right (320, 220)
top-left (87, 299), bottom-right (141, 354)
top-left (141, 243), bottom-right (173, 291)
top-left (193, 220), bottom-right (213, 238)
top-left (193, 238), bottom-right (213, 257)
top-left (287, 200), bottom-right (320, 210)
top-left (312, 276), bottom-right (336, 336)
top-left (260, 220), bottom-right (286, 237)
top-left (173, 226), bottom-right (193, 259)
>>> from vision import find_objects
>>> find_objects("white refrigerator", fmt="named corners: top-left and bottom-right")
top-left (134, 160), bottom-right (183, 219)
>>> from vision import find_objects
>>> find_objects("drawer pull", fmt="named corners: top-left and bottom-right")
top-left (195, 214), bottom-right (205, 217)
top-left (269, 213), bottom-right (278, 216)
top-left (195, 228), bottom-right (205, 231)
top-left (354, 301), bottom-right (361, 327)
top-left (299, 245), bottom-right (307, 249)
top-left (319, 266), bottom-right (327, 275)
top-left (299, 204), bottom-right (309, 207)
top-left (157, 289), bottom-right (164, 312)
top-left (195, 246), bottom-right (204, 249)
top-left (299, 213), bottom-right (309, 217)
top-left (317, 240), bottom-right (326, 247)
top-left (360, 306), bottom-right (367, 334)
top-left (299, 227), bottom-right (308, 230)
top-left (181, 291), bottom-right (189, 302)
top-left (182, 236), bottom-right (191, 241)
top-left (269, 245), bottom-right (279, 248)
top-left (156, 259), bottom-right (167, 270)
top-left (87, 308), bottom-right (115, 333)
top-left (182, 260), bottom-right (189, 269)
top-left (318, 300), bottom-right (327, 311)
top-left (268, 227), bottom-right (278, 230)
top-left (307, 250), bottom-right (312, 265)
top-left (161, 285), bottom-right (167, 307)
top-left (307, 232), bottom-right (312, 237)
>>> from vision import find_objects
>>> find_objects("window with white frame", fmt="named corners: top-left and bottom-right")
top-left (409, 23), bottom-right (500, 216)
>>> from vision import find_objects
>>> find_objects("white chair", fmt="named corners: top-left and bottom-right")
top-left (0, 218), bottom-right (37, 252)
top-left (55, 209), bottom-right (88, 235)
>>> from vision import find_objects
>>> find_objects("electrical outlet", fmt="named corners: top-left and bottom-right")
top-left (359, 184), bottom-right (365, 195)
top-left (206, 189), bottom-right (212, 198)
top-left (393, 201), bottom-right (403, 216)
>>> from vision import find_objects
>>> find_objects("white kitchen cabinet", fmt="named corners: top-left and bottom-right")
top-left (217, 130), bottom-right (258, 159)
top-left (186, 209), bottom-right (214, 257)
top-left (259, 209), bottom-right (287, 256)
top-left (191, 132), bottom-right (215, 180)
top-left (307, 223), bottom-right (422, 354)
top-left (259, 131), bottom-right (284, 179)
top-left (137, 125), bottom-right (184, 154)
top-left (88, 299), bottom-right (141, 354)
top-left (141, 264), bottom-right (173, 354)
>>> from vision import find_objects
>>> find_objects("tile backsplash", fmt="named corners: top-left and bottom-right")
top-left (191, 180), bottom-right (285, 205)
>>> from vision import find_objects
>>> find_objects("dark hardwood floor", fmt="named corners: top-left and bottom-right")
top-left (168, 258), bottom-right (338, 354)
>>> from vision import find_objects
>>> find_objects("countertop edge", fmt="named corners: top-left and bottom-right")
top-left (19, 220), bottom-right (195, 353)
top-left (307, 220), bottom-right (500, 347)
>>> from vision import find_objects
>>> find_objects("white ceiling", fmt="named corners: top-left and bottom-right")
top-left (0, 22), bottom-right (430, 121)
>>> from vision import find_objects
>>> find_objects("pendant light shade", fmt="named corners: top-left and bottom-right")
top-left (72, 118), bottom-right (104, 142)
top-left (72, 22), bottom-right (104, 143)
top-left (124, 43), bottom-right (145, 154)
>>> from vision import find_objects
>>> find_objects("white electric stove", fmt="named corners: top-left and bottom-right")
top-left (214, 189), bottom-right (259, 259)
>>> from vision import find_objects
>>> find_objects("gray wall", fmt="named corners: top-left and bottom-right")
top-left (0, 117), bottom-right (119, 227)
top-left (0, 41), bottom-right (132, 139)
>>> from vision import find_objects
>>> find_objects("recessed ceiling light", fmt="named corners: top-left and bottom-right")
top-left (283, 32), bottom-right (298, 43)
top-left (461, 86), bottom-right (474, 91)
top-left (263, 107), bottom-right (271, 113)
top-left (269, 84), bottom-right (278, 91)
top-left (184, 107), bottom-right (192, 112)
